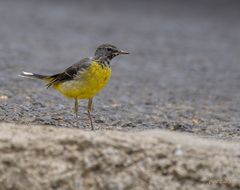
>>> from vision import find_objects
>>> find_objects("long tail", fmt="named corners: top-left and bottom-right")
top-left (19, 71), bottom-right (49, 81)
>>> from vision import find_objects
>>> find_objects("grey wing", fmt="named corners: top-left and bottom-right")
top-left (46, 57), bottom-right (92, 88)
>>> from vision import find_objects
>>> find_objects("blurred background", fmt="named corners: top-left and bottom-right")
top-left (0, 0), bottom-right (240, 138)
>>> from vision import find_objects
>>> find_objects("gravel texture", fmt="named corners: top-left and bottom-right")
top-left (0, 1), bottom-right (240, 137)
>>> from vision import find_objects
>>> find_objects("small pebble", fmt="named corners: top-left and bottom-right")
top-left (0, 95), bottom-right (8, 100)
top-left (174, 145), bottom-right (184, 156)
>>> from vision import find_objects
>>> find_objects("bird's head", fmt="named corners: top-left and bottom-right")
top-left (94, 44), bottom-right (129, 61)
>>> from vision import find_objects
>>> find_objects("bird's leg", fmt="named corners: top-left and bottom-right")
top-left (87, 98), bottom-right (94, 130)
top-left (74, 98), bottom-right (79, 127)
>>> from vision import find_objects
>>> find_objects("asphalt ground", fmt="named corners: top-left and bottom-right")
top-left (0, 0), bottom-right (240, 139)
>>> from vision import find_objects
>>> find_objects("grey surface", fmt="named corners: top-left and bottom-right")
top-left (0, 0), bottom-right (240, 138)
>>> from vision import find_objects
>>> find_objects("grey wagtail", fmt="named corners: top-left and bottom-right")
top-left (19, 44), bottom-right (129, 130)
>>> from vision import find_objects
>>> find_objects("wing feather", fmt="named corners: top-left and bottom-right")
top-left (46, 58), bottom-right (91, 88)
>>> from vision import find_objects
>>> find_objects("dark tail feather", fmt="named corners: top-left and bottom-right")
top-left (19, 71), bottom-right (49, 80)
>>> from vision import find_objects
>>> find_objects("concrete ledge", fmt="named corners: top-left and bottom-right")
top-left (0, 123), bottom-right (239, 190)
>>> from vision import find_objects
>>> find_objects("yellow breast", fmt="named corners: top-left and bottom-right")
top-left (55, 61), bottom-right (111, 99)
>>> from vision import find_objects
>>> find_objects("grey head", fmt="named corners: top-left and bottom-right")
top-left (94, 44), bottom-right (129, 62)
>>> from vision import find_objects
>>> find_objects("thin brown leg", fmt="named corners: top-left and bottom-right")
top-left (74, 98), bottom-right (79, 127)
top-left (87, 98), bottom-right (94, 130)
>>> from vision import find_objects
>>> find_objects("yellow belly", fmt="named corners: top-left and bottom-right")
top-left (54, 62), bottom-right (111, 99)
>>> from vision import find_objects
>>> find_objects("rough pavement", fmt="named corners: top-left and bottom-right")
top-left (0, 0), bottom-right (240, 136)
top-left (0, 122), bottom-right (240, 190)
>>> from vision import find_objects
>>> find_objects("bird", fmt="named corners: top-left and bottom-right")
top-left (19, 44), bottom-right (129, 130)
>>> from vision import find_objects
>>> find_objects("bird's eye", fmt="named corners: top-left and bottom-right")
top-left (107, 48), bottom-right (112, 52)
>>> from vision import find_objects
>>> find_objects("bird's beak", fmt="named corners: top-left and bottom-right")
top-left (118, 50), bottom-right (130, 55)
